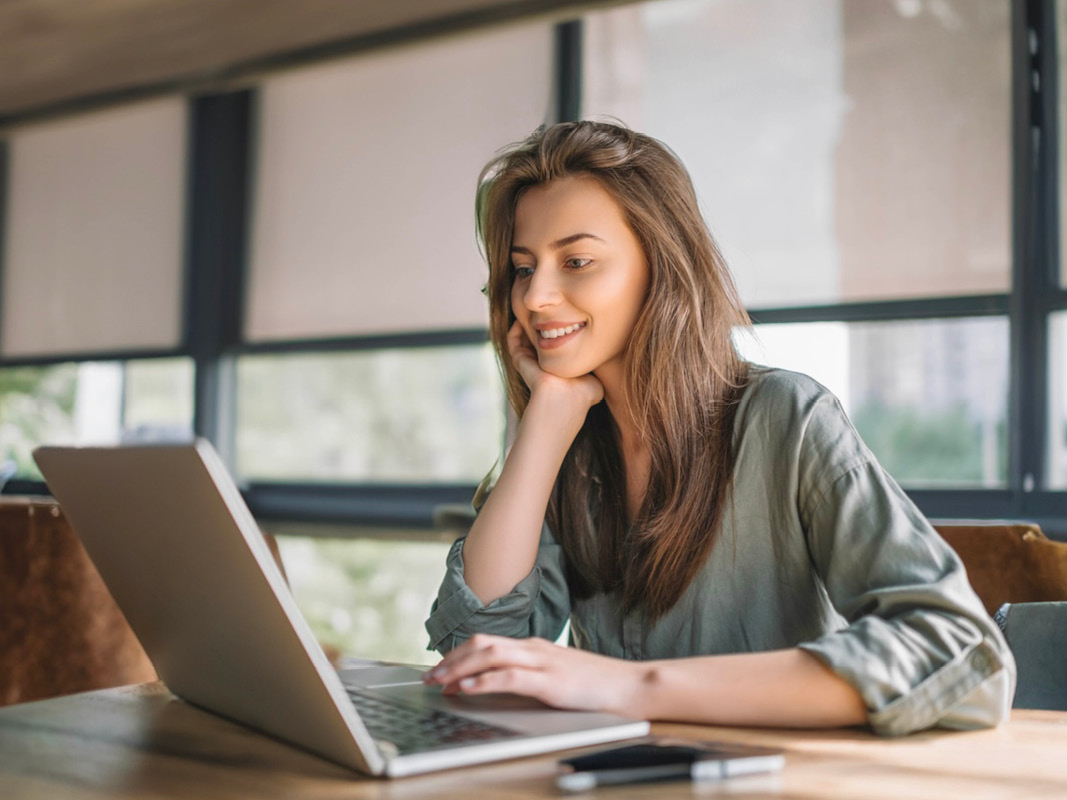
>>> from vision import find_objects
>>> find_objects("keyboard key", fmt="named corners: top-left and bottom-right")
top-left (345, 688), bottom-right (521, 755)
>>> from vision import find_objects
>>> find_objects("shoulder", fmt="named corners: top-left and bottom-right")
top-left (734, 365), bottom-right (874, 481)
top-left (736, 365), bottom-right (845, 434)
top-left (741, 365), bottom-right (832, 406)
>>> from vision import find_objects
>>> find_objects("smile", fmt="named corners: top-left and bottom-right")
top-left (536, 321), bottom-right (586, 350)
top-left (538, 322), bottom-right (586, 339)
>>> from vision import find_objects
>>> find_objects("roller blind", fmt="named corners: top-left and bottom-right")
top-left (245, 22), bottom-right (554, 342)
top-left (1, 99), bottom-right (187, 358)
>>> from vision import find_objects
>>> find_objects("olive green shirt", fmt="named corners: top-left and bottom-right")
top-left (425, 368), bottom-right (1015, 736)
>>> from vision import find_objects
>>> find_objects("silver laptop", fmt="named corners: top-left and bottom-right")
top-left (32, 440), bottom-right (648, 778)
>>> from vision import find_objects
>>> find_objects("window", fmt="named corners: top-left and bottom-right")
top-left (583, 0), bottom-right (1038, 515)
top-left (0, 359), bottom-right (194, 480)
top-left (3, 3), bottom-right (1065, 544)
top-left (275, 535), bottom-right (450, 665)
top-left (2, 100), bottom-right (187, 358)
top-left (738, 317), bottom-right (1009, 488)
top-left (236, 345), bottom-right (503, 483)
top-left (245, 23), bottom-right (554, 342)
top-left (583, 0), bottom-right (1011, 308)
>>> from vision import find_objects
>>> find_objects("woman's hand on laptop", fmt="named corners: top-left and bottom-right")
top-left (422, 634), bottom-right (646, 717)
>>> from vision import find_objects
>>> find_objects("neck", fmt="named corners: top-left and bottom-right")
top-left (595, 361), bottom-right (644, 457)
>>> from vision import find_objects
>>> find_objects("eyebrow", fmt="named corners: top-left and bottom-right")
top-left (510, 232), bottom-right (606, 255)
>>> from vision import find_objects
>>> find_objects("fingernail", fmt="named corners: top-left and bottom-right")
top-left (459, 677), bottom-right (476, 690)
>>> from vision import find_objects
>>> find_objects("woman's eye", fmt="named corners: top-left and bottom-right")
top-left (514, 266), bottom-right (535, 279)
top-left (564, 258), bottom-right (592, 270)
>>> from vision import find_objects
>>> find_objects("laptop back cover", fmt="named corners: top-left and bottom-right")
top-left (33, 441), bottom-right (382, 774)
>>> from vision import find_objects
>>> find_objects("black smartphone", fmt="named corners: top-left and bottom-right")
top-left (557, 739), bottom-right (785, 792)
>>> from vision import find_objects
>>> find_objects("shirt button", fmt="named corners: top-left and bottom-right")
top-left (970, 648), bottom-right (992, 672)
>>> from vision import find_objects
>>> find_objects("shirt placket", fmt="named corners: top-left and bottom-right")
top-left (622, 612), bottom-right (644, 660)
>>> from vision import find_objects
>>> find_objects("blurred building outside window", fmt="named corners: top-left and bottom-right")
top-left (736, 317), bottom-right (1009, 487)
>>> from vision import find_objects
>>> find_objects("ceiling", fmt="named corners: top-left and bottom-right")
top-left (0, 0), bottom-right (617, 126)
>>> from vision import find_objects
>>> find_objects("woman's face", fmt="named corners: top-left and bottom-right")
top-left (509, 176), bottom-right (650, 381)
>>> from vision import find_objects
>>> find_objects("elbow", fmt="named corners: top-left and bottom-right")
top-left (868, 639), bottom-right (1015, 736)
top-left (934, 666), bottom-right (1015, 731)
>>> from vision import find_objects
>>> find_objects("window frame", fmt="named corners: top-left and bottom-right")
top-left (0, 20), bottom-right (580, 531)
top-left (2, 6), bottom-right (1066, 537)
top-left (738, 0), bottom-right (1066, 534)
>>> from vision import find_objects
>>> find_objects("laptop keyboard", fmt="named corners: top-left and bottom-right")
top-left (345, 687), bottom-right (522, 755)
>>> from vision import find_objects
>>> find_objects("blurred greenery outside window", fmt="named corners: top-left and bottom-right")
top-left (235, 344), bottom-right (504, 484)
top-left (0, 358), bottom-right (193, 482)
top-left (276, 535), bottom-right (451, 666)
top-left (735, 317), bottom-right (1010, 488)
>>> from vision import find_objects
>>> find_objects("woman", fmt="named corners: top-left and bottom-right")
top-left (423, 121), bottom-right (1013, 735)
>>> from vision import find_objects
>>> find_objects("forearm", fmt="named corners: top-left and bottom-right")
top-left (462, 397), bottom-right (585, 605)
top-left (630, 649), bottom-right (867, 728)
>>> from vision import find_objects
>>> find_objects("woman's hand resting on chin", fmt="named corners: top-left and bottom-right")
top-left (508, 321), bottom-right (604, 420)
top-left (422, 633), bottom-right (646, 717)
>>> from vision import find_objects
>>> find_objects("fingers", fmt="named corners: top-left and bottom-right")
top-left (506, 320), bottom-right (534, 360)
top-left (506, 321), bottom-right (545, 391)
top-left (424, 634), bottom-right (550, 691)
top-left (447, 668), bottom-right (553, 702)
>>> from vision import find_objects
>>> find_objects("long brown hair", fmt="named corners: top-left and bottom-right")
top-left (477, 121), bottom-right (751, 620)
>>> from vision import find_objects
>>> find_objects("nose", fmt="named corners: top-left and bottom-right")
top-left (520, 265), bottom-right (563, 311)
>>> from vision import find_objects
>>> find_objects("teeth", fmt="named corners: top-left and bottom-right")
top-left (540, 322), bottom-right (585, 339)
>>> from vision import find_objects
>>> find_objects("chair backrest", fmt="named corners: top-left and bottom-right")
top-left (934, 523), bottom-right (1067, 616)
top-left (995, 602), bottom-right (1067, 711)
top-left (0, 497), bottom-right (158, 706)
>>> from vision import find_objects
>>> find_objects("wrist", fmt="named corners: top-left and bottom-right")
top-left (523, 388), bottom-right (593, 436)
top-left (619, 660), bottom-right (661, 720)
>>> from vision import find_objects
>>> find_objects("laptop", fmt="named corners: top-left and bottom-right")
top-left (32, 440), bottom-right (648, 778)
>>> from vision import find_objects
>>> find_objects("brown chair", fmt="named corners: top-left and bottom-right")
top-left (934, 522), bottom-right (1067, 616)
top-left (0, 495), bottom-right (336, 708)
top-left (0, 497), bottom-right (157, 706)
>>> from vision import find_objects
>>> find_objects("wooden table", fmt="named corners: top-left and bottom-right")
top-left (1, 682), bottom-right (1064, 799)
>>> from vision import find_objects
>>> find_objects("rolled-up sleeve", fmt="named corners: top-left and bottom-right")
top-left (425, 521), bottom-right (571, 654)
top-left (797, 455), bottom-right (1016, 736)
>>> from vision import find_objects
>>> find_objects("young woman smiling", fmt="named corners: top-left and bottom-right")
top-left (423, 122), bottom-right (1014, 734)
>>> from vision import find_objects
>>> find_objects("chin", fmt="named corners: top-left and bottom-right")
top-left (537, 359), bottom-right (591, 380)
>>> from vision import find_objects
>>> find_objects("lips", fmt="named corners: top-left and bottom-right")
top-left (537, 321), bottom-right (586, 340)
top-left (534, 321), bottom-right (586, 350)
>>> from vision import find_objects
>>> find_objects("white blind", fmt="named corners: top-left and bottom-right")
top-left (2, 99), bottom-right (187, 358)
top-left (245, 23), bottom-right (554, 342)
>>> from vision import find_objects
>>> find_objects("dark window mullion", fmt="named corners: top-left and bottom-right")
top-left (554, 20), bottom-right (583, 124)
top-left (1009, 0), bottom-right (1053, 498)
top-left (237, 328), bottom-right (489, 357)
top-left (1025, 0), bottom-right (1063, 506)
top-left (184, 89), bottom-right (255, 469)
top-left (1040, 286), bottom-right (1067, 309)
top-left (243, 481), bottom-right (479, 529)
top-left (0, 348), bottom-right (184, 369)
top-left (747, 294), bottom-right (1010, 325)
